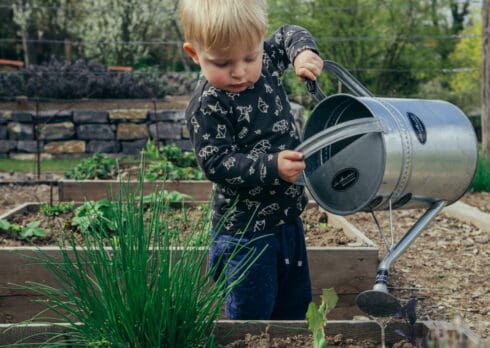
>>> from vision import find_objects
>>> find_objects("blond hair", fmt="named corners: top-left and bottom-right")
top-left (180, 0), bottom-right (268, 51)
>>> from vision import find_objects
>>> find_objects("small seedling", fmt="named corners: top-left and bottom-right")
top-left (64, 152), bottom-right (119, 180)
top-left (71, 199), bottom-right (117, 235)
top-left (306, 287), bottom-right (339, 348)
top-left (19, 220), bottom-right (47, 239)
top-left (40, 201), bottom-right (75, 216)
top-left (142, 190), bottom-right (192, 204)
top-left (0, 219), bottom-right (47, 239)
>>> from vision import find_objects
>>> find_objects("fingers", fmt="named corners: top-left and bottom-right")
top-left (278, 151), bottom-right (306, 183)
top-left (294, 50), bottom-right (323, 81)
top-left (280, 150), bottom-right (304, 161)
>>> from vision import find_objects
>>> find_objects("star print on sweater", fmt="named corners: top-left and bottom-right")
top-left (185, 25), bottom-right (319, 234)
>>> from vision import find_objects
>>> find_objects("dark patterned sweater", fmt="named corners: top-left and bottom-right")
top-left (185, 25), bottom-right (318, 235)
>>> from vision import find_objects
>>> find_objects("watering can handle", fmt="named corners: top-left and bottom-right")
top-left (295, 117), bottom-right (387, 160)
top-left (306, 60), bottom-right (374, 102)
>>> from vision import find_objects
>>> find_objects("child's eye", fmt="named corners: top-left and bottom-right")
top-left (214, 62), bottom-right (229, 68)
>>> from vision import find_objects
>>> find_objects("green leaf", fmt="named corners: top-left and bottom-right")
top-left (306, 302), bottom-right (324, 332)
top-left (19, 228), bottom-right (32, 239)
top-left (19, 220), bottom-right (47, 239)
top-left (26, 220), bottom-right (41, 229)
top-left (306, 302), bottom-right (327, 348)
top-left (321, 287), bottom-right (339, 314)
top-left (34, 228), bottom-right (47, 237)
top-left (0, 219), bottom-right (11, 231)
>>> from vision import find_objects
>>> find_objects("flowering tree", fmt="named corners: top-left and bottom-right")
top-left (77, 0), bottom-right (181, 66)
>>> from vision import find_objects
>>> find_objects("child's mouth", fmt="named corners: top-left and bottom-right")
top-left (230, 83), bottom-right (249, 91)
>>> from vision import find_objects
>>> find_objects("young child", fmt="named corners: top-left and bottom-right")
top-left (180, 0), bottom-right (323, 320)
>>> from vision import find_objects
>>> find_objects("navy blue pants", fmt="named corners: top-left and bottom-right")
top-left (208, 218), bottom-right (312, 320)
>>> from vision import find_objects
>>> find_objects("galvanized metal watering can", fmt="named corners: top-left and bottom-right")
top-left (296, 60), bottom-right (478, 317)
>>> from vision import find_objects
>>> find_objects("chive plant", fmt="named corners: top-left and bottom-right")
top-left (7, 174), bottom-right (262, 347)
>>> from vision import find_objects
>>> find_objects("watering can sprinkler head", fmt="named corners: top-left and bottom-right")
top-left (356, 270), bottom-right (401, 317)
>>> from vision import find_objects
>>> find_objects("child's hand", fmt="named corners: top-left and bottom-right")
top-left (293, 50), bottom-right (323, 81)
top-left (278, 150), bottom-right (305, 183)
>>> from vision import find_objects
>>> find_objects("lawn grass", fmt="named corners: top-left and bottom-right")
top-left (2, 149), bottom-right (489, 192)
top-left (0, 158), bottom-right (82, 173)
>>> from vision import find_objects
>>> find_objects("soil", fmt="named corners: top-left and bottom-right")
top-left (226, 332), bottom-right (384, 348)
top-left (0, 182), bottom-right (488, 345)
top-left (0, 199), bottom-right (353, 248)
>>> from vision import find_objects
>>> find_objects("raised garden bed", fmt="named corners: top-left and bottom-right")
top-left (0, 202), bottom-right (378, 323)
top-left (58, 179), bottom-right (214, 202)
top-left (0, 319), bottom-right (481, 347)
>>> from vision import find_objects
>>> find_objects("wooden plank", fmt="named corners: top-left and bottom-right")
top-left (308, 247), bottom-right (378, 294)
top-left (0, 247), bottom-right (377, 296)
top-left (443, 201), bottom-right (490, 233)
top-left (329, 213), bottom-right (377, 246)
top-left (213, 320), bottom-right (426, 345)
top-left (0, 294), bottom-right (60, 323)
top-left (0, 293), bottom-right (360, 324)
top-left (0, 246), bottom-right (378, 322)
top-left (58, 180), bottom-right (213, 202)
top-left (0, 320), bottom-right (479, 346)
top-left (0, 323), bottom-right (66, 346)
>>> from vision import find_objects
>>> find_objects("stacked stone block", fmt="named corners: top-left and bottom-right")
top-left (0, 103), bottom-right (304, 158)
top-left (0, 108), bottom-right (191, 158)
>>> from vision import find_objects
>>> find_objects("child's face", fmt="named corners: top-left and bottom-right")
top-left (184, 41), bottom-right (263, 93)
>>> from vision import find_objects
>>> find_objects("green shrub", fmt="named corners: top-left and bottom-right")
top-left (64, 153), bottom-right (119, 180)
top-left (143, 142), bottom-right (204, 181)
top-left (0, 58), bottom-right (168, 99)
top-left (469, 150), bottom-right (490, 192)
top-left (40, 202), bottom-right (75, 217)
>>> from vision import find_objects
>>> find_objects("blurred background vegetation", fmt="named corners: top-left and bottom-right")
top-left (0, 0), bottom-right (488, 191)
top-left (0, 0), bottom-right (483, 115)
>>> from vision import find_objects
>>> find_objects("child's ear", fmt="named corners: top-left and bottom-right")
top-left (183, 43), bottom-right (200, 65)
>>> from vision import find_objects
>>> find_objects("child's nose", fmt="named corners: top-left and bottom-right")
top-left (231, 64), bottom-right (246, 78)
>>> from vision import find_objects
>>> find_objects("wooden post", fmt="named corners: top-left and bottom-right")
top-left (64, 38), bottom-right (72, 62)
top-left (483, 0), bottom-right (490, 156)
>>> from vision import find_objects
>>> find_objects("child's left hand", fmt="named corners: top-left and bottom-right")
top-left (293, 50), bottom-right (323, 81)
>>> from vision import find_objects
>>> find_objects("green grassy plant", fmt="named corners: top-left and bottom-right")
top-left (5, 174), bottom-right (262, 347)
top-left (469, 150), bottom-right (490, 192)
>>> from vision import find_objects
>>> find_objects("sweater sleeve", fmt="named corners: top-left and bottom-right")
top-left (263, 25), bottom-right (319, 77)
top-left (187, 93), bottom-right (280, 188)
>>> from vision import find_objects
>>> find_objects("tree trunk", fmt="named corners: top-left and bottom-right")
top-left (21, 27), bottom-right (29, 67)
top-left (482, 0), bottom-right (490, 156)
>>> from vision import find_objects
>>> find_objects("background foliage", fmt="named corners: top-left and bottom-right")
top-left (0, 0), bottom-right (483, 113)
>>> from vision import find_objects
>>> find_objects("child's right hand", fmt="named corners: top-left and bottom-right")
top-left (277, 150), bottom-right (305, 183)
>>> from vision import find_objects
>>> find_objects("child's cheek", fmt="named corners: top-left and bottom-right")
top-left (207, 72), bottom-right (228, 90)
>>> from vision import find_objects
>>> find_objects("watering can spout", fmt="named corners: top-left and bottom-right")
top-left (356, 200), bottom-right (447, 317)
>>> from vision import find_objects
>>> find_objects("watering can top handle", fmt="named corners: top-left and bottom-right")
top-left (295, 117), bottom-right (387, 160)
top-left (306, 60), bottom-right (374, 102)
top-left (293, 117), bottom-right (387, 186)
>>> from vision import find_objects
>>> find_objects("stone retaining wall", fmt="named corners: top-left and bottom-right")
top-left (0, 103), bottom-right (304, 158)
